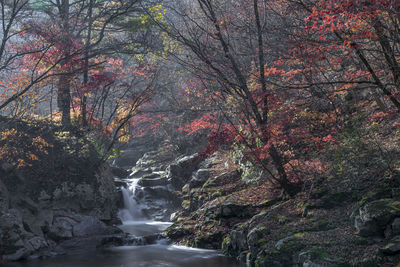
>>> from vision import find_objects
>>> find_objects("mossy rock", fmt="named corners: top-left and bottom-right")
top-left (355, 198), bottom-right (400, 237)
top-left (254, 239), bottom-right (306, 267)
top-left (194, 231), bottom-right (223, 249)
top-left (306, 220), bottom-right (335, 232)
top-left (313, 191), bottom-right (360, 209)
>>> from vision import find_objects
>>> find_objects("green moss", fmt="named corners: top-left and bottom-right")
top-left (211, 190), bottom-right (223, 198)
top-left (221, 234), bottom-right (232, 254)
top-left (307, 220), bottom-right (335, 232)
top-left (307, 247), bottom-right (329, 260)
top-left (293, 232), bottom-right (304, 238)
top-left (182, 200), bottom-right (190, 209)
top-left (352, 236), bottom-right (373, 246)
top-left (255, 238), bottom-right (267, 245)
top-left (319, 191), bottom-right (360, 209)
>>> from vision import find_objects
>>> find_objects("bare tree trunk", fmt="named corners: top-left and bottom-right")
top-left (82, 0), bottom-right (94, 127)
top-left (57, 0), bottom-right (72, 128)
top-left (58, 74), bottom-right (71, 128)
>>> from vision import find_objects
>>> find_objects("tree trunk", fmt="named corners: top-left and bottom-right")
top-left (58, 74), bottom-right (71, 128)
top-left (82, 0), bottom-right (94, 127)
top-left (268, 144), bottom-right (301, 197)
top-left (57, 0), bottom-right (72, 128)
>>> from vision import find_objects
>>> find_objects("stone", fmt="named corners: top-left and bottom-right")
top-left (170, 212), bottom-right (179, 222)
top-left (0, 209), bottom-right (23, 228)
top-left (393, 218), bottom-right (400, 236)
top-left (275, 236), bottom-right (296, 250)
top-left (138, 177), bottom-right (168, 187)
top-left (3, 248), bottom-right (29, 261)
top-left (247, 226), bottom-right (270, 257)
top-left (0, 210), bottom-right (48, 261)
top-left (26, 236), bottom-right (48, 251)
top-left (72, 216), bottom-right (109, 237)
top-left (0, 178), bottom-right (9, 212)
top-left (355, 199), bottom-right (400, 237)
top-left (231, 230), bottom-right (248, 253)
top-left (47, 216), bottom-right (76, 241)
top-left (38, 190), bottom-right (51, 201)
top-left (189, 169), bottom-right (212, 188)
top-left (393, 168), bottom-right (400, 185)
top-left (1, 162), bottom-right (14, 173)
top-left (22, 209), bottom-right (54, 237)
top-left (130, 168), bottom-right (153, 178)
top-left (381, 235), bottom-right (400, 254)
top-left (303, 260), bottom-right (322, 267)
top-left (113, 149), bottom-right (145, 169)
top-left (220, 200), bottom-right (250, 218)
top-left (167, 154), bottom-right (201, 190)
top-left (110, 166), bottom-right (129, 178)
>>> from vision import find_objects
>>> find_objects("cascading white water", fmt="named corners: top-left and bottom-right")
top-left (118, 179), bottom-right (144, 222)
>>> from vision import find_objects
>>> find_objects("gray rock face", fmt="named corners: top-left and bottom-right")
top-left (275, 236), bottom-right (296, 250)
top-left (48, 163), bottom-right (119, 222)
top-left (48, 217), bottom-right (76, 241)
top-left (0, 178), bottom-right (9, 212)
top-left (303, 260), bottom-right (323, 267)
top-left (0, 162), bottom-right (122, 262)
top-left (167, 154), bottom-right (201, 190)
top-left (354, 199), bottom-right (400, 237)
top-left (72, 217), bottom-right (109, 237)
top-left (138, 177), bottom-right (168, 187)
top-left (110, 166), bottom-right (129, 178)
top-left (220, 200), bottom-right (249, 218)
top-left (382, 235), bottom-right (400, 254)
top-left (130, 168), bottom-right (153, 178)
top-left (189, 169), bottom-right (212, 188)
top-left (0, 209), bottom-right (49, 261)
top-left (113, 149), bottom-right (147, 169)
top-left (1, 162), bottom-right (14, 173)
top-left (392, 218), bottom-right (400, 236)
top-left (230, 230), bottom-right (248, 254)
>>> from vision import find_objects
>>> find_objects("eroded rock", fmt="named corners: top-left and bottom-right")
top-left (355, 199), bottom-right (400, 237)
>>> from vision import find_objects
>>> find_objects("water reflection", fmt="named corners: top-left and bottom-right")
top-left (3, 244), bottom-right (245, 267)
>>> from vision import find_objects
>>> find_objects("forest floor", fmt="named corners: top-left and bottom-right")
top-left (166, 113), bottom-right (400, 266)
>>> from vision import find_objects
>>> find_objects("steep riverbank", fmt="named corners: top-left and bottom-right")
top-left (161, 147), bottom-right (400, 266)
top-left (0, 118), bottom-right (123, 262)
top-left (0, 120), bottom-right (243, 266)
top-left (3, 117), bottom-right (400, 266)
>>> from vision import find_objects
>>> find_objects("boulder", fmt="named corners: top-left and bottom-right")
top-left (354, 199), bottom-right (400, 237)
top-left (21, 209), bottom-right (54, 237)
top-left (0, 178), bottom-right (9, 212)
top-left (47, 216), bottom-right (76, 241)
top-left (392, 218), bottom-right (400, 236)
top-left (113, 149), bottom-right (144, 169)
top-left (110, 166), bottom-right (129, 178)
top-left (72, 217), bottom-right (109, 237)
top-left (228, 230), bottom-right (248, 255)
top-left (0, 209), bottom-right (49, 261)
top-left (189, 169), bottom-right (212, 188)
top-left (381, 235), bottom-right (400, 254)
top-left (275, 236), bottom-right (296, 250)
top-left (220, 200), bottom-right (250, 218)
top-left (130, 168), bottom-right (153, 178)
top-left (247, 226), bottom-right (270, 257)
top-left (138, 177), bottom-right (169, 187)
top-left (167, 154), bottom-right (201, 190)
top-left (0, 162), bottom-right (14, 173)
top-left (204, 200), bottom-right (250, 220)
top-left (303, 260), bottom-right (323, 267)
top-left (48, 163), bottom-right (119, 221)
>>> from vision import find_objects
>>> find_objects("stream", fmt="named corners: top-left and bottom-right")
top-left (4, 175), bottom-right (244, 267)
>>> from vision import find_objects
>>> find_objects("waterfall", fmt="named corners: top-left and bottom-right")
top-left (118, 179), bottom-right (143, 223)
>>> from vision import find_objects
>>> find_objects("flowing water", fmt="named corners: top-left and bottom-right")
top-left (5, 176), bottom-right (245, 267)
